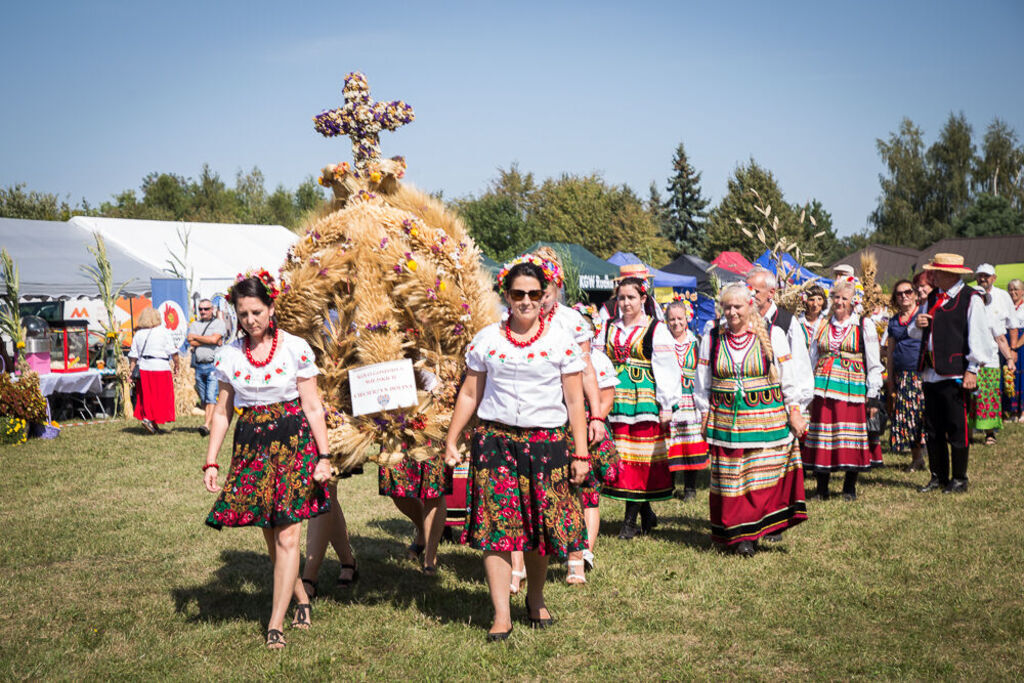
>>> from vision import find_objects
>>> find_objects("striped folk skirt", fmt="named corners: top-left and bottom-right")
top-left (667, 419), bottom-right (709, 472)
top-left (802, 396), bottom-right (879, 472)
top-left (709, 439), bottom-right (807, 545)
top-left (445, 463), bottom-right (469, 537)
top-left (601, 420), bottom-right (673, 502)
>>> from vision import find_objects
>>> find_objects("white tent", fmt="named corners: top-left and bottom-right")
top-left (69, 216), bottom-right (299, 300)
top-left (0, 218), bottom-right (165, 298)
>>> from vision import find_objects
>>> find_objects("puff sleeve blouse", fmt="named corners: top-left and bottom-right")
top-left (213, 330), bottom-right (319, 407)
top-left (465, 322), bottom-right (586, 429)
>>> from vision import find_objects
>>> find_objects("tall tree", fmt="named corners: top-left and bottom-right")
top-left (703, 159), bottom-right (798, 261)
top-left (661, 143), bottom-right (709, 257)
top-left (454, 193), bottom-right (535, 262)
top-left (0, 184), bottom-right (76, 220)
top-left (927, 112), bottom-right (975, 226)
top-left (974, 118), bottom-right (1023, 205)
top-left (793, 198), bottom-right (842, 266)
top-left (953, 193), bottom-right (1024, 237)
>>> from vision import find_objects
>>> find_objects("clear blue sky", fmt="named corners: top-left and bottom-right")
top-left (2, 1), bottom-right (1022, 239)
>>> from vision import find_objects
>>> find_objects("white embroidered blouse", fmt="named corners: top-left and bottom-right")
top-left (213, 330), bottom-right (319, 407)
top-left (465, 322), bottom-right (586, 429)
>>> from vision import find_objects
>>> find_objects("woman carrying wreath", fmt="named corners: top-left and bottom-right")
top-left (445, 260), bottom-right (589, 642)
top-left (600, 267), bottom-right (681, 539)
top-left (885, 278), bottom-right (927, 471)
top-left (664, 299), bottom-right (708, 503)
top-left (801, 278), bottom-right (883, 501)
top-left (202, 272), bottom-right (333, 650)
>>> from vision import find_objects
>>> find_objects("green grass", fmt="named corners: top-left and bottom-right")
top-left (1, 416), bottom-right (1022, 680)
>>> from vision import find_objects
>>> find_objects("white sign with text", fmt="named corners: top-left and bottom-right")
top-left (349, 358), bottom-right (418, 416)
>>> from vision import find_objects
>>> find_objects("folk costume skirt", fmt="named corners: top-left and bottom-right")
top-left (667, 419), bottom-right (709, 472)
top-left (602, 420), bottom-right (673, 502)
top-left (134, 369), bottom-right (175, 424)
top-left (889, 369), bottom-right (926, 452)
top-left (567, 418), bottom-right (619, 509)
top-left (445, 463), bottom-right (470, 538)
top-left (802, 396), bottom-right (879, 472)
top-left (1009, 337), bottom-right (1024, 417)
top-left (970, 366), bottom-right (1003, 431)
top-left (378, 456), bottom-right (452, 500)
top-left (206, 399), bottom-right (329, 529)
top-left (709, 439), bottom-right (807, 545)
top-left (467, 421), bottom-right (586, 558)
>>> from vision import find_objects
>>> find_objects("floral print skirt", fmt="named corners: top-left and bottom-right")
top-left (467, 421), bottom-right (587, 558)
top-left (889, 370), bottom-right (925, 452)
top-left (970, 366), bottom-right (1003, 431)
top-left (206, 399), bottom-right (329, 529)
top-left (567, 420), bottom-right (619, 509)
top-left (378, 455), bottom-right (452, 500)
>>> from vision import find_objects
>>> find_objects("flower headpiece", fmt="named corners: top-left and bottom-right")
top-left (572, 302), bottom-right (604, 339)
top-left (744, 282), bottom-right (758, 306)
top-left (497, 254), bottom-right (563, 289)
top-left (834, 275), bottom-right (864, 305)
top-left (665, 296), bottom-right (694, 322)
top-left (228, 268), bottom-right (280, 301)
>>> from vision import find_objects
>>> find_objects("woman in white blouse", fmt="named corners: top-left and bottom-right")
top-left (128, 306), bottom-right (180, 434)
top-left (801, 278), bottom-right (883, 501)
top-left (202, 274), bottom-right (333, 650)
top-left (445, 260), bottom-right (590, 642)
top-left (694, 283), bottom-right (810, 557)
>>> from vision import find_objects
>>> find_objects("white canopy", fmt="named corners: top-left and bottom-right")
top-left (0, 218), bottom-right (166, 298)
top-left (69, 216), bottom-right (299, 300)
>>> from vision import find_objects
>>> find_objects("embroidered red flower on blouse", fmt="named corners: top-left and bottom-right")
top-left (276, 367), bottom-right (284, 374)
top-left (540, 351), bottom-right (548, 357)
top-left (527, 352), bottom-right (535, 359)
top-left (234, 370), bottom-right (241, 378)
top-left (264, 373), bottom-right (271, 381)
top-left (565, 349), bottom-right (573, 356)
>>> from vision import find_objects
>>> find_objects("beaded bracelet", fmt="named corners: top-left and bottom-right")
top-left (202, 463), bottom-right (219, 471)
top-left (570, 453), bottom-right (591, 461)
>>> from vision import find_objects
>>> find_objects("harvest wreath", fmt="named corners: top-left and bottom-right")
top-left (274, 72), bottom-right (499, 473)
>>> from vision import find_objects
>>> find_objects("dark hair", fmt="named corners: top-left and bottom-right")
top-left (617, 277), bottom-right (649, 297)
top-left (804, 284), bottom-right (826, 301)
top-left (615, 277), bottom-right (659, 317)
top-left (502, 262), bottom-right (547, 291)
top-left (890, 278), bottom-right (913, 308)
top-left (229, 276), bottom-right (274, 307)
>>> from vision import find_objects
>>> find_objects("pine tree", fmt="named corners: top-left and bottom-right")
top-left (661, 143), bottom-right (709, 256)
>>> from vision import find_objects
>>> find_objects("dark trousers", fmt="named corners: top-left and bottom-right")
top-left (923, 379), bottom-right (970, 483)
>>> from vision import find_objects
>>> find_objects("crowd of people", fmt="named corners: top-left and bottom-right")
top-left (194, 248), bottom-right (1020, 647)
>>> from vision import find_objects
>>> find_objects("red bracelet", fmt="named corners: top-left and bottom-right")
top-left (202, 463), bottom-right (219, 471)
top-left (570, 454), bottom-right (591, 461)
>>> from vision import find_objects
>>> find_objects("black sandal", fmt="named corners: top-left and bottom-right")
top-left (301, 578), bottom-right (318, 601)
top-left (266, 629), bottom-right (287, 649)
top-left (337, 561), bottom-right (359, 588)
top-left (405, 542), bottom-right (425, 561)
top-left (524, 597), bottom-right (554, 629)
top-left (291, 603), bottom-right (311, 630)
top-left (421, 563), bottom-right (438, 577)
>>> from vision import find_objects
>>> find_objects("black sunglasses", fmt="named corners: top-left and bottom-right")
top-left (894, 290), bottom-right (914, 296)
top-left (508, 288), bottom-right (544, 302)
top-left (198, 306), bottom-right (213, 311)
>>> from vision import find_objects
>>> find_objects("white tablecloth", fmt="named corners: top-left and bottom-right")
top-left (38, 370), bottom-right (104, 396)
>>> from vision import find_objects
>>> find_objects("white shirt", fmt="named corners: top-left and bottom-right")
top-left (605, 316), bottom-right (682, 413)
top-left (908, 280), bottom-right (998, 382)
top-left (977, 285), bottom-right (1014, 339)
top-left (550, 303), bottom-right (593, 346)
top-left (808, 314), bottom-right (884, 399)
top-left (764, 301), bottom-right (814, 405)
top-left (694, 326), bottom-right (812, 415)
top-left (797, 312), bottom-right (825, 348)
top-left (1012, 300), bottom-right (1024, 329)
top-left (465, 322), bottom-right (585, 428)
top-left (129, 326), bottom-right (179, 372)
top-left (213, 330), bottom-right (319, 407)
top-left (591, 349), bottom-right (619, 390)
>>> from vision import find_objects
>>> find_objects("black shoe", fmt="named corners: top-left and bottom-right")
top-left (525, 597), bottom-right (554, 629)
top-left (639, 506), bottom-right (658, 534)
top-left (486, 627), bottom-right (513, 642)
top-left (842, 492), bottom-right (857, 502)
top-left (680, 488), bottom-right (697, 503)
top-left (198, 425), bottom-right (210, 437)
top-left (918, 477), bottom-right (944, 493)
top-left (735, 541), bottom-right (756, 558)
top-left (942, 479), bottom-right (968, 494)
top-left (618, 522), bottom-right (641, 540)
top-left (762, 533), bottom-right (783, 543)
top-left (337, 561), bottom-right (359, 588)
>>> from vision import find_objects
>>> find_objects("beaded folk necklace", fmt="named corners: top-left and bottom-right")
top-left (504, 316), bottom-right (545, 348)
top-left (245, 328), bottom-right (279, 368)
top-left (612, 319), bottom-right (645, 364)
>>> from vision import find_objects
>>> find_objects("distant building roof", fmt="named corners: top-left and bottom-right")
top-left (830, 244), bottom-right (922, 285)
top-left (919, 235), bottom-right (1024, 270)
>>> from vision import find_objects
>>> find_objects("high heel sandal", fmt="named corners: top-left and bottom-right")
top-left (291, 602), bottom-right (312, 630)
top-left (509, 569), bottom-right (527, 595)
top-left (565, 560), bottom-right (586, 585)
top-left (337, 561), bottom-right (359, 588)
top-left (524, 596), bottom-right (554, 629)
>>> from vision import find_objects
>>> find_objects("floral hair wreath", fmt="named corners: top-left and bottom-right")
top-left (571, 302), bottom-right (604, 339)
top-left (743, 282), bottom-right (758, 306)
top-left (497, 254), bottom-right (563, 290)
top-left (228, 268), bottom-right (280, 301)
top-left (665, 295), bottom-right (694, 322)
top-left (834, 275), bottom-right (864, 305)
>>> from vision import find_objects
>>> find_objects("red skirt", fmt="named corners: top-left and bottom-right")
top-left (602, 421), bottom-right (673, 502)
top-left (709, 441), bottom-right (807, 545)
top-left (445, 464), bottom-right (469, 532)
top-left (801, 396), bottom-right (873, 472)
top-left (134, 369), bottom-right (175, 424)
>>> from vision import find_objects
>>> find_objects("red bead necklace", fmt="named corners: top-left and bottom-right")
top-left (612, 325), bottom-right (643, 363)
top-left (504, 316), bottom-right (545, 348)
top-left (245, 328), bottom-right (279, 368)
top-left (543, 305), bottom-right (557, 323)
top-left (724, 329), bottom-right (753, 351)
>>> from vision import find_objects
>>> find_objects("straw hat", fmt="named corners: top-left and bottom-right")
top-left (922, 253), bottom-right (972, 275)
top-left (615, 263), bottom-right (650, 281)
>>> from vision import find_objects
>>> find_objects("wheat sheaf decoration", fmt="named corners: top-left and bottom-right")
top-left (274, 72), bottom-right (499, 473)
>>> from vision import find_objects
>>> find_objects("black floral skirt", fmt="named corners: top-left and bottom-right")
top-left (467, 421), bottom-right (587, 558)
top-left (206, 399), bottom-right (330, 529)
top-left (378, 455), bottom-right (452, 500)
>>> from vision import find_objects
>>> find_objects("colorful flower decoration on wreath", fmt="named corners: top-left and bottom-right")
top-left (744, 282), bottom-right (759, 306)
top-left (665, 296), bottom-right (694, 322)
top-left (228, 268), bottom-right (280, 301)
top-left (834, 275), bottom-right (864, 305)
top-left (496, 253), bottom-right (563, 289)
top-left (571, 302), bottom-right (604, 339)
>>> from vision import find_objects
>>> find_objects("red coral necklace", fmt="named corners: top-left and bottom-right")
top-left (725, 329), bottom-right (753, 351)
top-left (612, 324), bottom-right (643, 363)
top-left (504, 316), bottom-right (545, 348)
top-left (245, 328), bottom-right (279, 368)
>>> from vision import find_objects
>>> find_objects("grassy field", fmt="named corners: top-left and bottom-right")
top-left (1, 415), bottom-right (1022, 680)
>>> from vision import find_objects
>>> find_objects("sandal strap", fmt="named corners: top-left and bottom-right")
top-left (340, 563), bottom-right (357, 569)
top-left (266, 629), bottom-right (286, 646)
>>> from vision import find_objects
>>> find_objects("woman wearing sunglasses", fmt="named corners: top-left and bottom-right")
top-left (599, 267), bottom-right (681, 539)
top-left (445, 259), bottom-right (589, 642)
top-left (885, 278), bottom-right (927, 471)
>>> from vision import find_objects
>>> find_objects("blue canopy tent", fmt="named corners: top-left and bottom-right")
top-left (607, 252), bottom-right (697, 290)
top-left (755, 250), bottom-right (833, 289)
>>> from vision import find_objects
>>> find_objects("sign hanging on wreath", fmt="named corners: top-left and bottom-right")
top-left (349, 358), bottom-right (418, 416)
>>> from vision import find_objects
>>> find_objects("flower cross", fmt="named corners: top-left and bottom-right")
top-left (313, 71), bottom-right (415, 174)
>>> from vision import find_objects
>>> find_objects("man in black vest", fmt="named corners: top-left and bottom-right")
top-left (909, 253), bottom-right (997, 494)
